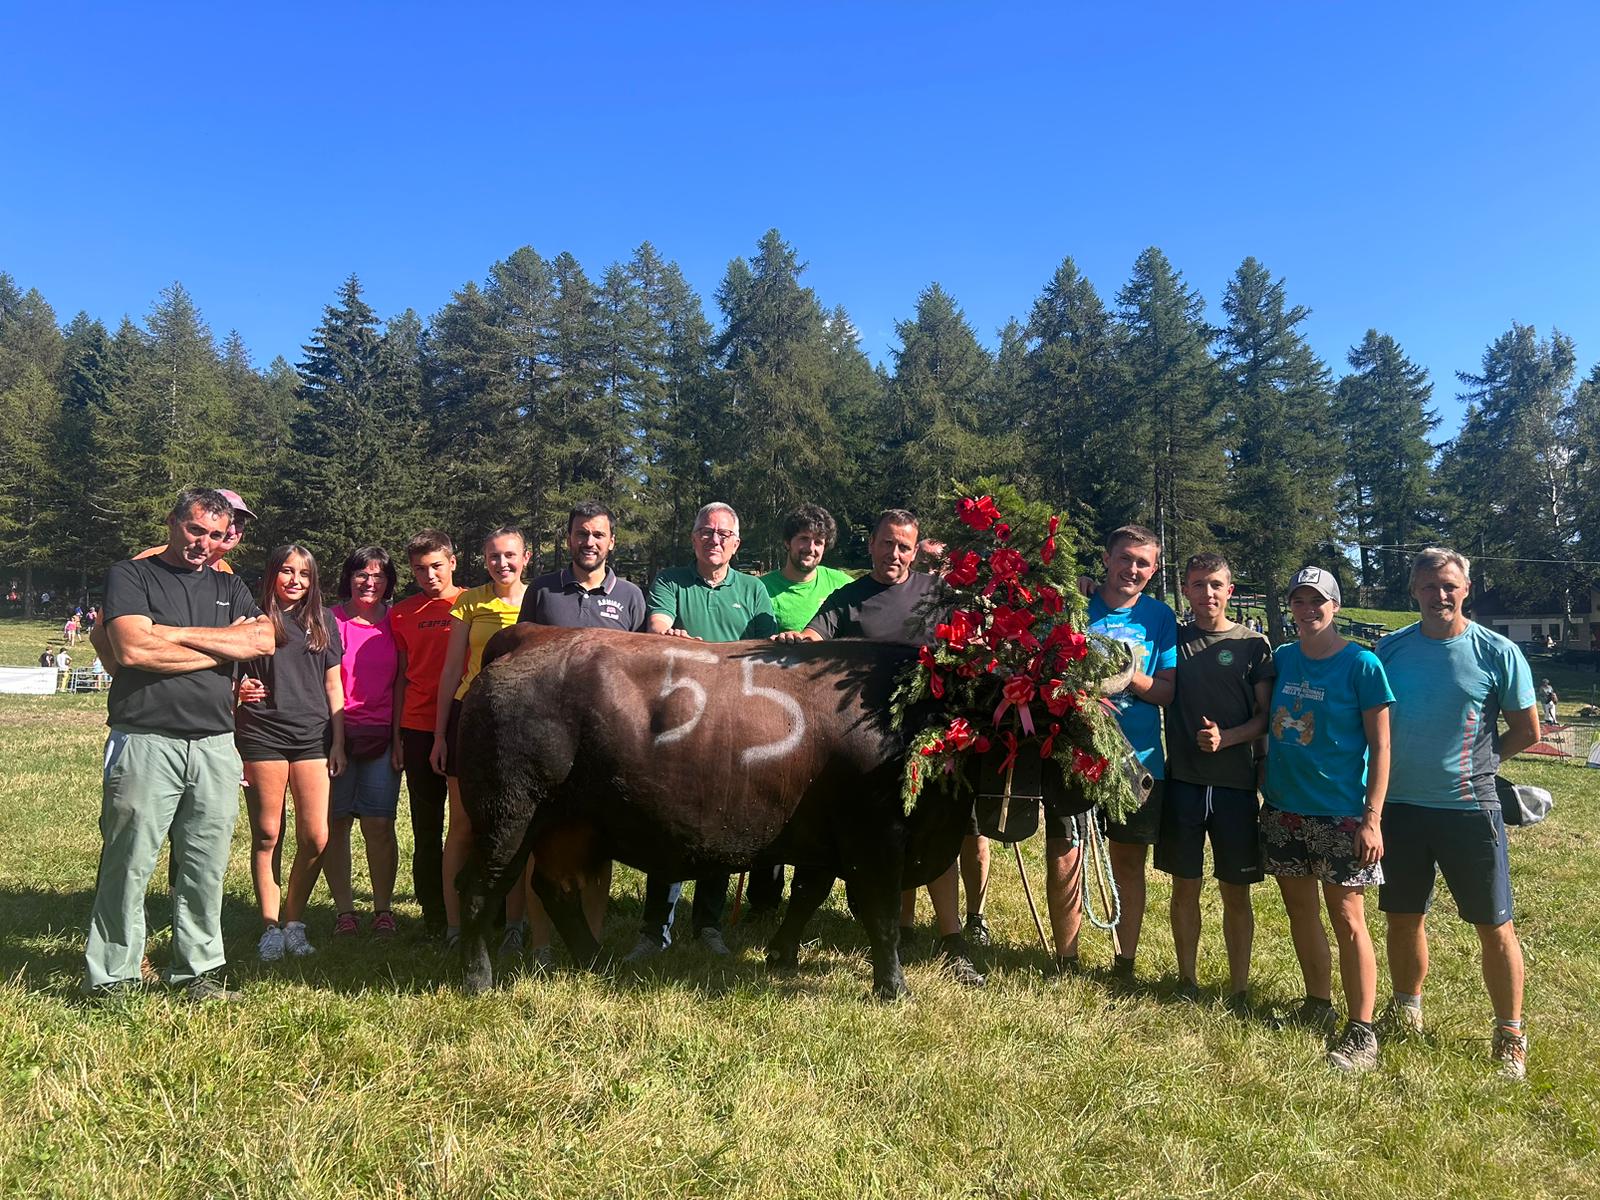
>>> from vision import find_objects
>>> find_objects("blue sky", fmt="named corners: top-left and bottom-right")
top-left (3, 2), bottom-right (1597, 434)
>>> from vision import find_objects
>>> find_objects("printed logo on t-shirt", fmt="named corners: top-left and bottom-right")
top-left (596, 598), bottom-right (626, 623)
top-left (215, 600), bottom-right (230, 607)
top-left (1218, 649), bottom-right (1235, 666)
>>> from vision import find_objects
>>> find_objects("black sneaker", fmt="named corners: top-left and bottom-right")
top-left (185, 973), bottom-right (243, 1003)
top-left (1110, 955), bottom-right (1138, 990)
top-left (1224, 989), bottom-right (1252, 1018)
top-left (1278, 996), bottom-right (1339, 1034)
top-left (1327, 1021), bottom-right (1379, 1073)
top-left (939, 934), bottom-right (986, 988)
top-left (1173, 978), bottom-right (1202, 1003)
top-left (964, 912), bottom-right (992, 948)
top-left (1052, 954), bottom-right (1083, 978)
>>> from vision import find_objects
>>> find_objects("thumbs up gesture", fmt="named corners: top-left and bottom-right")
top-left (1197, 716), bottom-right (1222, 754)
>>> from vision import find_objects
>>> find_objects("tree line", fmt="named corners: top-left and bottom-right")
top-left (3, 230), bottom-right (1596, 639)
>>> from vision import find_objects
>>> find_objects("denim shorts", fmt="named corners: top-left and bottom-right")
top-left (1378, 803), bottom-right (1514, 927)
top-left (1155, 780), bottom-right (1264, 885)
top-left (330, 751), bottom-right (401, 820)
top-left (1260, 803), bottom-right (1382, 888)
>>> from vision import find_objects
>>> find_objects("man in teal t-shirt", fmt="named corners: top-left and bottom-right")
top-left (1374, 548), bottom-right (1540, 1080)
top-left (630, 502), bottom-right (776, 964)
top-left (1076, 525), bottom-right (1178, 984)
top-left (752, 504), bottom-right (853, 914)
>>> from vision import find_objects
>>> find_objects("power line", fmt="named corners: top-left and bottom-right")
top-left (1357, 544), bottom-right (1600, 569)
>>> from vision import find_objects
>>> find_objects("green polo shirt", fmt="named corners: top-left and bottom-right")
top-left (648, 566), bottom-right (778, 642)
top-left (761, 565), bottom-right (855, 633)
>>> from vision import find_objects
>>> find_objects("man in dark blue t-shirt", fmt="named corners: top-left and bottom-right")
top-left (85, 489), bottom-right (276, 1000)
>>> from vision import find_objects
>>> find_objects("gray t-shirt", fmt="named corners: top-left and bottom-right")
top-left (1165, 622), bottom-right (1275, 791)
top-left (805, 571), bottom-right (946, 646)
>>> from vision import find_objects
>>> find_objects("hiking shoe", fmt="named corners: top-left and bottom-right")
top-left (527, 944), bottom-right (555, 973)
top-left (1052, 954), bottom-right (1083, 978)
top-left (257, 925), bottom-right (285, 962)
top-left (370, 911), bottom-right (397, 938)
top-left (1110, 955), bottom-right (1138, 990)
top-left (1327, 1021), bottom-right (1379, 1073)
top-left (1378, 998), bottom-right (1424, 1039)
top-left (283, 921), bottom-right (315, 957)
top-left (333, 911), bottom-right (360, 937)
top-left (443, 926), bottom-right (461, 952)
top-left (622, 934), bottom-right (665, 964)
top-left (964, 912), bottom-right (992, 948)
top-left (939, 935), bottom-right (986, 988)
top-left (1224, 990), bottom-right (1252, 1019)
top-left (499, 921), bottom-right (526, 962)
top-left (185, 973), bottom-right (244, 1003)
top-left (1173, 979), bottom-right (1202, 1003)
top-left (1492, 1026), bottom-right (1528, 1081)
top-left (698, 927), bottom-right (731, 956)
top-left (1282, 996), bottom-right (1339, 1034)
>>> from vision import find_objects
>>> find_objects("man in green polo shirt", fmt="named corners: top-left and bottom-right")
top-left (747, 503), bottom-right (856, 915)
top-left (626, 502), bottom-right (777, 962)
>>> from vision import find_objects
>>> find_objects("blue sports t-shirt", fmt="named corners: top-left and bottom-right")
top-left (1377, 621), bottom-right (1535, 811)
top-left (1087, 592), bottom-right (1178, 777)
top-left (1263, 641), bottom-right (1394, 818)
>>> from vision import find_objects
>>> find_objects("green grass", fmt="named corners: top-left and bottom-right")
top-left (1, 616), bottom-right (71, 667)
top-left (2, 694), bottom-right (1598, 1198)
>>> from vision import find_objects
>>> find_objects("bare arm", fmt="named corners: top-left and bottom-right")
top-left (1499, 705), bottom-right (1541, 760)
top-left (168, 615), bottom-right (275, 661)
top-left (390, 644), bottom-right (409, 772)
top-left (325, 664), bottom-right (347, 777)
top-left (89, 623), bottom-right (118, 676)
top-left (1129, 665), bottom-right (1176, 707)
top-left (1354, 704), bottom-right (1391, 865)
top-left (430, 620), bottom-right (470, 775)
top-left (107, 615), bottom-right (230, 674)
top-left (650, 612), bottom-right (699, 639)
top-left (1201, 678), bottom-right (1273, 752)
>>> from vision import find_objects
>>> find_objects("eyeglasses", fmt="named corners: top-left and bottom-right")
top-left (352, 572), bottom-right (387, 584)
top-left (695, 528), bottom-right (739, 543)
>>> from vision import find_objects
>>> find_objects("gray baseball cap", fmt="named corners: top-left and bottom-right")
top-left (1287, 565), bottom-right (1340, 604)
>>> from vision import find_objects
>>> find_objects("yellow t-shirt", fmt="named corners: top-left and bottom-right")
top-left (450, 583), bottom-right (524, 700)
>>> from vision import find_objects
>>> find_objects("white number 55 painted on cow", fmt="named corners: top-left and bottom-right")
top-left (653, 648), bottom-right (805, 765)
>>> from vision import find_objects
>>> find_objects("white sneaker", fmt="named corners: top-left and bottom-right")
top-left (283, 921), bottom-right (316, 957)
top-left (257, 925), bottom-right (285, 962)
top-left (698, 927), bottom-right (731, 956)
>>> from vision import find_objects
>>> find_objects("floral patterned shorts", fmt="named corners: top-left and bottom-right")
top-left (1260, 804), bottom-right (1383, 888)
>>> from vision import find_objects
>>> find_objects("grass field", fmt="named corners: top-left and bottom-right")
top-left (2, 684), bottom-right (1598, 1199)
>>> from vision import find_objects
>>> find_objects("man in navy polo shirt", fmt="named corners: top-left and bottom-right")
top-left (515, 500), bottom-right (647, 967)
top-left (1377, 547), bottom-right (1540, 1080)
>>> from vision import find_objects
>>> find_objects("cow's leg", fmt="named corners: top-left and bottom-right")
top-left (844, 873), bottom-right (908, 1001)
top-left (458, 820), bottom-right (535, 994)
top-left (765, 866), bottom-right (834, 972)
top-left (530, 871), bottom-right (602, 969)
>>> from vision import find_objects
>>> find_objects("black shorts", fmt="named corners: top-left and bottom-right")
top-left (235, 726), bottom-right (329, 764)
top-left (1105, 779), bottom-right (1165, 846)
top-left (1378, 803), bottom-right (1514, 927)
top-left (444, 698), bottom-right (464, 777)
top-left (1154, 780), bottom-right (1263, 885)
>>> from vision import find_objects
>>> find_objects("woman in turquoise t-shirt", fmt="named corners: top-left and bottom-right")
top-left (1261, 567), bottom-right (1393, 1073)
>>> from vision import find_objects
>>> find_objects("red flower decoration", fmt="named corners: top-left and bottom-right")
top-left (1043, 679), bottom-right (1079, 717)
top-left (935, 609), bottom-right (982, 650)
top-left (987, 604), bottom-right (1039, 650)
top-left (993, 523), bottom-right (1011, 543)
top-left (956, 495), bottom-right (1001, 531)
top-left (945, 717), bottom-right (979, 750)
top-left (921, 738), bottom-right (946, 757)
top-left (1071, 746), bottom-right (1108, 781)
top-left (1038, 585), bottom-right (1064, 616)
top-left (1041, 515), bottom-right (1060, 565)
top-left (1001, 675), bottom-right (1036, 707)
top-left (918, 645), bottom-right (946, 699)
top-left (1040, 722), bottom-right (1061, 759)
top-left (944, 551), bottom-right (981, 588)
top-left (988, 546), bottom-right (1027, 582)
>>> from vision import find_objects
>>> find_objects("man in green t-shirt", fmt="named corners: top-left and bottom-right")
top-left (628, 502), bottom-right (777, 962)
top-left (750, 504), bottom-right (855, 914)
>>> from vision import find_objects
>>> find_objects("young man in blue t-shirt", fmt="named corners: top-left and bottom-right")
top-left (1054, 525), bottom-right (1177, 980)
top-left (1376, 548), bottom-right (1539, 1080)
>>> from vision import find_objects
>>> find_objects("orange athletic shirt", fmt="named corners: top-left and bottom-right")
top-left (389, 588), bottom-right (463, 731)
top-left (134, 545), bottom-right (235, 573)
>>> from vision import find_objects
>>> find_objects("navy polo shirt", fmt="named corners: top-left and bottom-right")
top-left (517, 567), bottom-right (647, 632)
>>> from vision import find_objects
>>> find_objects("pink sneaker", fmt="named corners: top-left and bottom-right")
top-left (333, 911), bottom-right (360, 937)
top-left (370, 911), bottom-right (397, 938)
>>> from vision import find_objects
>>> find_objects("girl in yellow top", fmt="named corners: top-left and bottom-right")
top-left (430, 527), bottom-right (530, 946)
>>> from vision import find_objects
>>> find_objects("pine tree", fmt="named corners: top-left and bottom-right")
top-left (713, 229), bottom-right (838, 560)
top-left (1332, 331), bottom-right (1439, 601)
top-left (1216, 258), bottom-right (1338, 638)
top-left (1438, 324), bottom-right (1577, 618)
top-left (1115, 248), bottom-right (1227, 600)
top-left (881, 283), bottom-right (1000, 520)
top-left (1020, 258), bottom-right (1130, 524)
top-left (0, 283), bottom-right (65, 611)
top-left (819, 304), bottom-right (887, 558)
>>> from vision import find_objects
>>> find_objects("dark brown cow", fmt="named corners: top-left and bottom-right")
top-left (454, 624), bottom-right (986, 999)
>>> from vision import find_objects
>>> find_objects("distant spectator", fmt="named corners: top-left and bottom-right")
top-left (1538, 680), bottom-right (1558, 726)
top-left (64, 613), bottom-right (80, 646)
top-left (38, 644), bottom-right (53, 668)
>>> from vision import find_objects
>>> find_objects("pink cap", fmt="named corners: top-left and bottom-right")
top-left (216, 489), bottom-right (255, 520)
